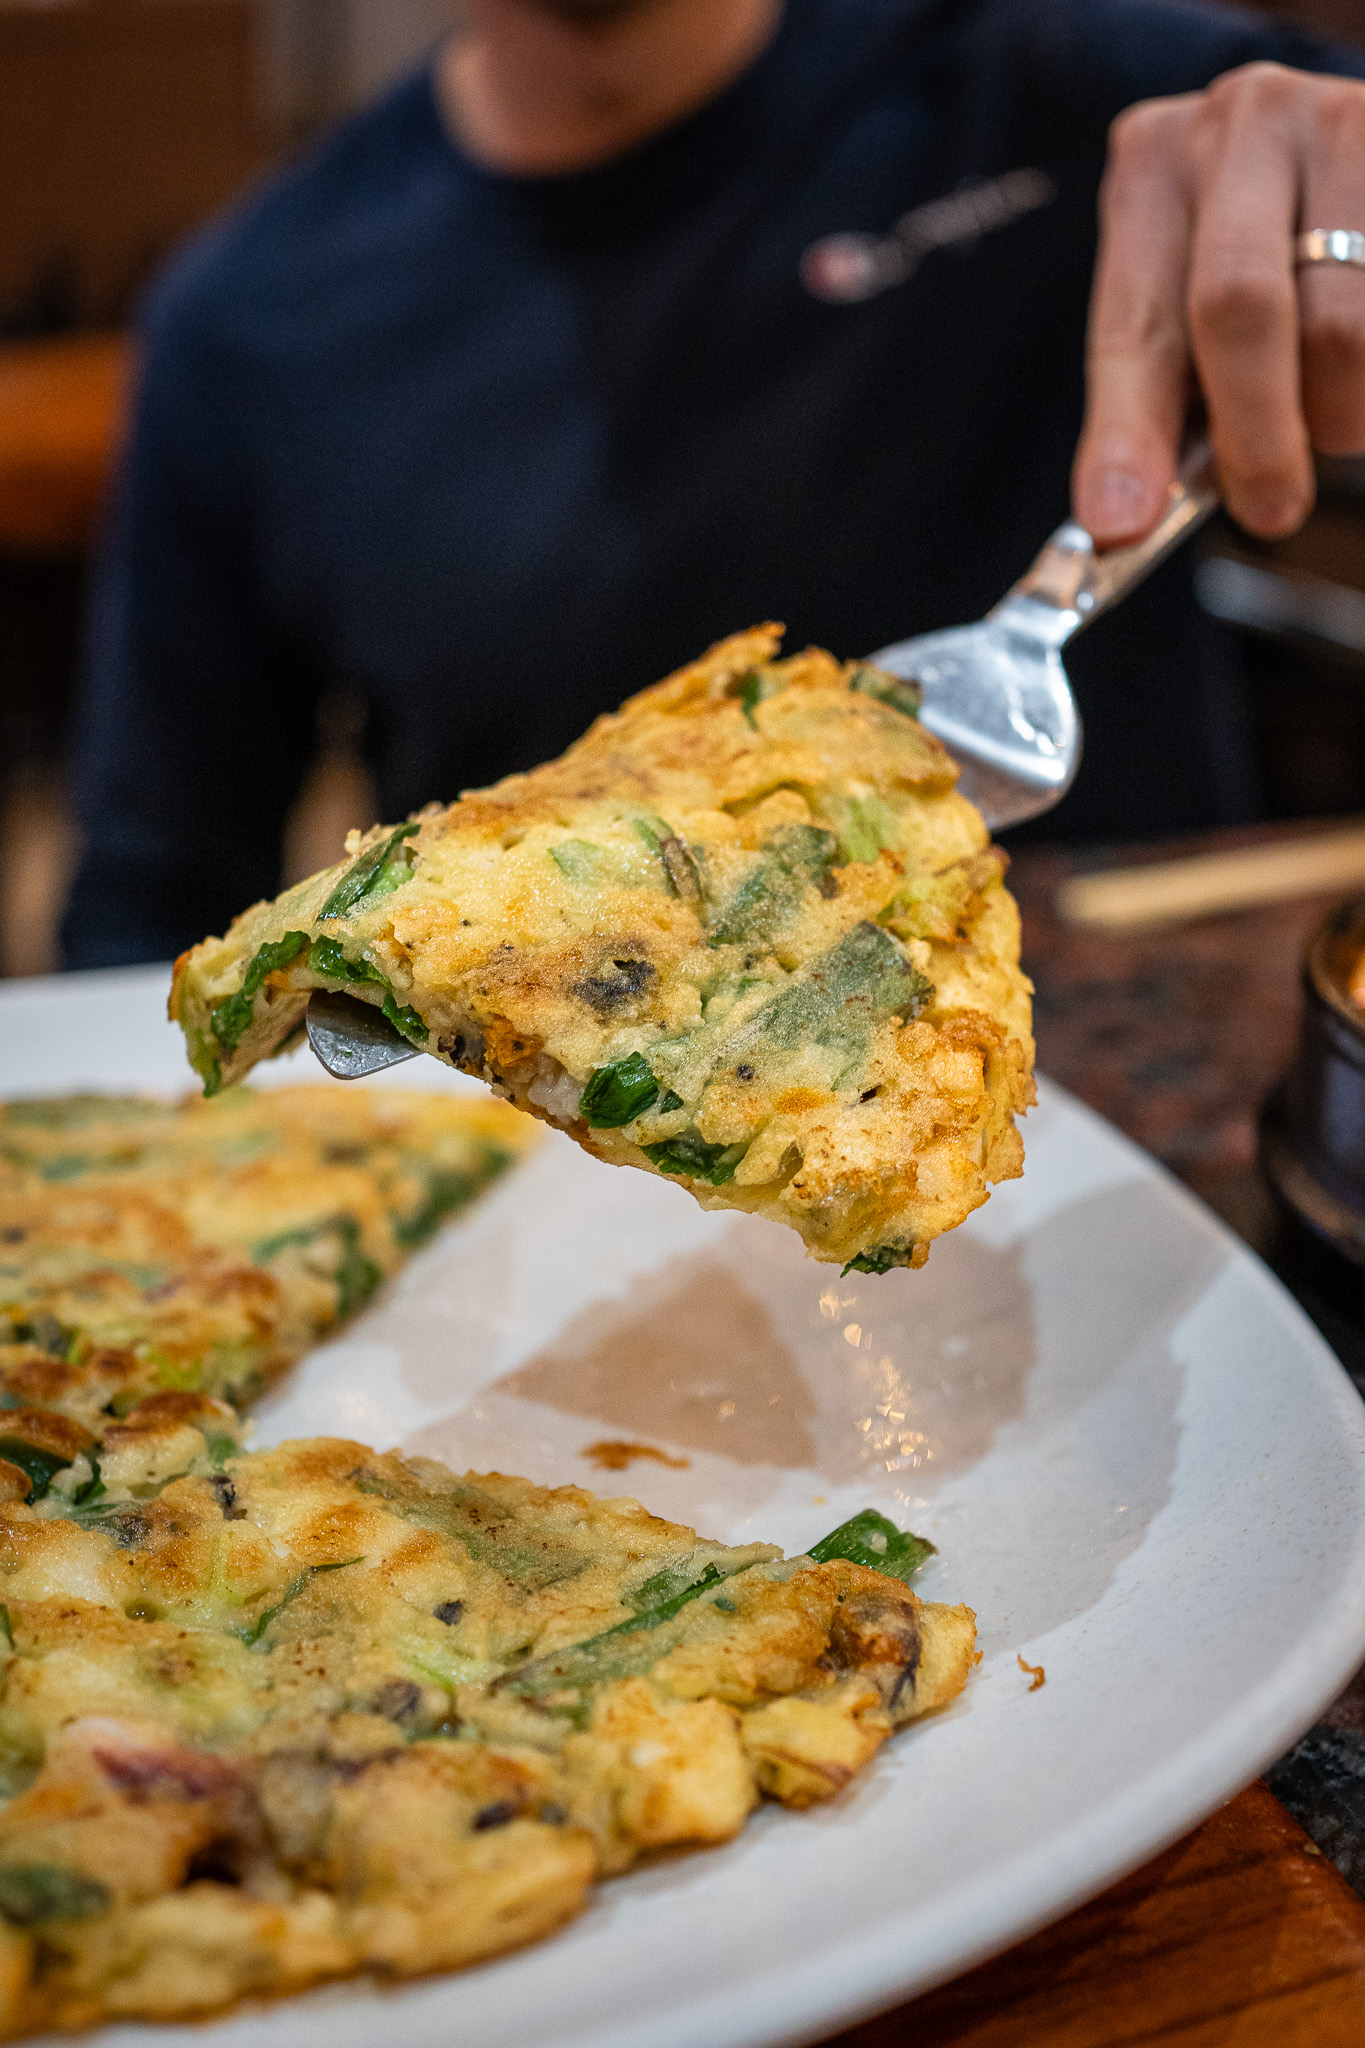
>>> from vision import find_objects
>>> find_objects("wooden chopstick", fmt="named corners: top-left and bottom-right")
top-left (1056, 822), bottom-right (1365, 932)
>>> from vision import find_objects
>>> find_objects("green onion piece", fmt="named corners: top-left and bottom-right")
top-left (380, 993), bottom-right (428, 1046)
top-left (619, 1563), bottom-right (724, 1631)
top-left (244, 930), bottom-right (309, 989)
top-left (153, 1355), bottom-right (202, 1393)
top-left (849, 666), bottom-right (922, 719)
top-left (307, 939), bottom-right (426, 1043)
top-left (495, 1564), bottom-right (731, 1706)
top-left (706, 824), bottom-right (839, 947)
top-left (209, 930), bottom-right (309, 1054)
top-left (594, 1562), bottom-right (729, 1639)
top-left (642, 1131), bottom-right (746, 1185)
top-left (252, 1216), bottom-right (381, 1316)
top-left (319, 822), bottom-right (420, 920)
top-left (240, 1557), bottom-right (362, 1649)
top-left (731, 671), bottom-right (766, 729)
top-left (332, 1219), bottom-right (382, 1318)
top-left (579, 1052), bottom-right (660, 1127)
top-left (37, 1154), bottom-right (95, 1182)
top-left (308, 935), bottom-right (386, 986)
top-left (842, 1245), bottom-right (908, 1275)
top-left (632, 815), bottom-right (672, 858)
top-left (549, 839), bottom-right (611, 885)
top-left (753, 923), bottom-right (932, 1053)
top-left (71, 1457), bottom-right (103, 1505)
top-left (835, 793), bottom-right (900, 866)
top-left (392, 1151), bottom-right (508, 1248)
top-left (190, 1030), bottom-right (224, 1097)
top-left (0, 1438), bottom-right (72, 1501)
top-left (207, 990), bottom-right (251, 1054)
top-left (250, 1221), bottom-right (322, 1262)
top-left (355, 853), bottom-right (416, 907)
top-left (0, 1865), bottom-right (110, 1927)
top-left (807, 1508), bottom-right (935, 1582)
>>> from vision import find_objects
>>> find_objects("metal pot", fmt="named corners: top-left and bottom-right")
top-left (1261, 895), bottom-right (1365, 1265)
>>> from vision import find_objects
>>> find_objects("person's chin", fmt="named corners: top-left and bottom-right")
top-left (529, 0), bottom-right (661, 22)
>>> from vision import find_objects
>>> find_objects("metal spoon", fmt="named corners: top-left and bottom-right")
top-left (308, 446), bottom-right (1221, 1078)
top-left (871, 441), bottom-right (1220, 828)
top-left (306, 986), bottom-right (420, 1077)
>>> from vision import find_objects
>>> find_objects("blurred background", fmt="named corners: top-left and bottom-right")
top-left (0, 0), bottom-right (1363, 978)
top-left (0, 0), bottom-right (451, 977)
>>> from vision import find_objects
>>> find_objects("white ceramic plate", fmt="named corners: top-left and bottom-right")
top-left (5, 965), bottom-right (1365, 2048)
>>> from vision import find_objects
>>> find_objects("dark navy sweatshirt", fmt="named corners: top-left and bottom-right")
top-left (62, 0), bottom-right (1364, 967)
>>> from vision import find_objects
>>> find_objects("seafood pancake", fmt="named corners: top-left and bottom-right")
top-left (172, 626), bottom-right (1034, 1271)
top-left (0, 1442), bottom-right (976, 2034)
top-left (0, 1083), bottom-right (980, 2032)
top-left (0, 1086), bottom-right (528, 1477)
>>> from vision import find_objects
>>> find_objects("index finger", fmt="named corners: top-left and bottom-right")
top-left (1074, 97), bottom-right (1195, 547)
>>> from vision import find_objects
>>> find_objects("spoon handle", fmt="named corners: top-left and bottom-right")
top-left (993, 442), bottom-right (1221, 643)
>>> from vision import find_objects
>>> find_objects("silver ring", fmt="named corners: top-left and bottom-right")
top-left (1295, 229), bottom-right (1365, 270)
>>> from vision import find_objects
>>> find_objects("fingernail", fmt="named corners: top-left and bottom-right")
top-left (1238, 488), bottom-right (1310, 538)
top-left (1084, 468), bottom-right (1153, 537)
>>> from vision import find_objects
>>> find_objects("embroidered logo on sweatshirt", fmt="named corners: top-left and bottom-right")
top-left (801, 167), bottom-right (1058, 304)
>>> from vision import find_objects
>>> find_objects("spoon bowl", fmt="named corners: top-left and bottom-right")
top-left (871, 614), bottom-right (1079, 829)
top-left (872, 443), bottom-right (1219, 829)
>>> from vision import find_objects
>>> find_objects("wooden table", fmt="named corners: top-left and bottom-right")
top-left (816, 832), bottom-right (1365, 2046)
top-left (833, 1786), bottom-right (1365, 2047)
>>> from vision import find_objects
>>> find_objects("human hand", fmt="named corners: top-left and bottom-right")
top-left (1073, 63), bottom-right (1365, 547)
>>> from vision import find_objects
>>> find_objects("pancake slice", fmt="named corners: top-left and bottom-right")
top-left (0, 1443), bottom-right (975, 2033)
top-left (0, 1085), bottom-right (530, 1476)
top-left (172, 627), bottom-right (1034, 1270)
top-left (0, 1075), bottom-right (981, 2034)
